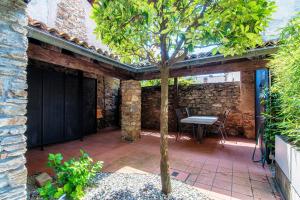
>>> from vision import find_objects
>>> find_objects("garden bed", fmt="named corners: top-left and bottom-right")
top-left (28, 172), bottom-right (211, 200)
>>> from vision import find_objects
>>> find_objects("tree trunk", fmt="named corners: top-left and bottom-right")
top-left (160, 66), bottom-right (171, 194)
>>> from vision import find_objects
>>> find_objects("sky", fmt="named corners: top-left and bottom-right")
top-left (263, 0), bottom-right (300, 40)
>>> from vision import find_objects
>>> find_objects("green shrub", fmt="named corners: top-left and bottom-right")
top-left (261, 87), bottom-right (282, 151)
top-left (269, 13), bottom-right (300, 147)
top-left (38, 150), bottom-right (103, 200)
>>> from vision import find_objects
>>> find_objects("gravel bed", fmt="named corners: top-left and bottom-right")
top-left (28, 172), bottom-right (211, 200)
top-left (83, 172), bottom-right (211, 200)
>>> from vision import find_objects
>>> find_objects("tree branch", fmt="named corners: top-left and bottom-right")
top-left (168, 1), bottom-right (211, 64)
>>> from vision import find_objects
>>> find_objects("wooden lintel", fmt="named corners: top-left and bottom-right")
top-left (27, 43), bottom-right (134, 80)
top-left (135, 59), bottom-right (268, 80)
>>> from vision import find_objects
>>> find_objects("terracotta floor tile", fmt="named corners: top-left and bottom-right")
top-left (170, 169), bottom-right (189, 182)
top-left (233, 176), bottom-right (251, 186)
top-left (210, 188), bottom-right (231, 200)
top-left (196, 176), bottom-right (215, 186)
top-left (251, 180), bottom-right (273, 192)
top-left (26, 129), bottom-right (277, 200)
top-left (185, 179), bottom-right (195, 186)
top-left (250, 175), bottom-right (269, 183)
top-left (232, 184), bottom-right (253, 196)
top-left (233, 172), bottom-right (250, 179)
top-left (215, 173), bottom-right (233, 183)
top-left (185, 166), bottom-right (201, 174)
top-left (231, 192), bottom-right (254, 200)
top-left (213, 179), bottom-right (232, 191)
top-left (186, 174), bottom-right (198, 182)
top-left (203, 164), bottom-right (218, 172)
top-left (252, 188), bottom-right (275, 199)
top-left (218, 167), bottom-right (233, 173)
top-left (194, 182), bottom-right (212, 191)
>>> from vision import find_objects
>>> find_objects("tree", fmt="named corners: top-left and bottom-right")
top-left (91, 0), bottom-right (275, 194)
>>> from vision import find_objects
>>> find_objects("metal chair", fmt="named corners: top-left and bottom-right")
top-left (213, 109), bottom-right (231, 143)
top-left (185, 107), bottom-right (192, 117)
top-left (175, 108), bottom-right (195, 141)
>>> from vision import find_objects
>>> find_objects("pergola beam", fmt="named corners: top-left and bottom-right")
top-left (135, 59), bottom-right (268, 80)
top-left (27, 43), bottom-right (134, 80)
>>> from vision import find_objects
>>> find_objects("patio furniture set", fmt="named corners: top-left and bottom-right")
top-left (175, 108), bottom-right (230, 143)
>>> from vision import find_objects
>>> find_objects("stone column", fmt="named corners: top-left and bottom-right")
top-left (0, 0), bottom-right (28, 199)
top-left (121, 80), bottom-right (141, 141)
top-left (240, 70), bottom-right (256, 139)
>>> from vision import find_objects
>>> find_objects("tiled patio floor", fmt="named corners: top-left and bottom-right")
top-left (26, 129), bottom-right (281, 200)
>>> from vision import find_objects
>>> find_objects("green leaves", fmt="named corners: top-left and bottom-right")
top-left (269, 13), bottom-right (300, 147)
top-left (38, 151), bottom-right (103, 200)
top-left (91, 0), bottom-right (275, 65)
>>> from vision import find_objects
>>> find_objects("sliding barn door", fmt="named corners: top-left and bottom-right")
top-left (64, 74), bottom-right (81, 140)
top-left (26, 66), bottom-right (43, 148)
top-left (43, 69), bottom-right (65, 145)
top-left (83, 77), bottom-right (97, 135)
top-left (26, 64), bottom-right (97, 148)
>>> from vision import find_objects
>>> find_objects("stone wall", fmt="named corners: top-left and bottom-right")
top-left (104, 77), bottom-right (120, 127)
top-left (55, 0), bottom-right (87, 41)
top-left (121, 80), bottom-right (141, 141)
top-left (142, 82), bottom-right (245, 136)
top-left (0, 0), bottom-right (28, 199)
top-left (240, 70), bottom-right (256, 139)
top-left (96, 75), bottom-right (120, 128)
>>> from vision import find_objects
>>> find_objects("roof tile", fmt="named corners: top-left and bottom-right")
top-left (28, 17), bottom-right (119, 61)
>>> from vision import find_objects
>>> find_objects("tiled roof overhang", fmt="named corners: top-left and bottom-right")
top-left (137, 45), bottom-right (278, 73)
top-left (26, 25), bottom-right (139, 73)
top-left (26, 18), bottom-right (278, 76)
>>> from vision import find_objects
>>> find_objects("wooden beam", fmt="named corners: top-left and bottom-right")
top-left (135, 59), bottom-right (268, 80)
top-left (27, 43), bottom-right (134, 80)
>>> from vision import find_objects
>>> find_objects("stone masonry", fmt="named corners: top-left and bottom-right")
top-left (56, 0), bottom-right (88, 41)
top-left (105, 77), bottom-right (121, 127)
top-left (0, 0), bottom-right (28, 199)
top-left (240, 70), bottom-right (256, 139)
top-left (121, 80), bottom-right (141, 141)
top-left (96, 75), bottom-right (121, 128)
top-left (142, 82), bottom-right (246, 136)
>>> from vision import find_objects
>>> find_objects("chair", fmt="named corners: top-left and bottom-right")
top-left (185, 107), bottom-right (192, 117)
top-left (175, 108), bottom-right (195, 141)
top-left (213, 109), bottom-right (231, 143)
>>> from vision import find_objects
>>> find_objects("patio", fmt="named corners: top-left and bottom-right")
top-left (26, 129), bottom-right (280, 200)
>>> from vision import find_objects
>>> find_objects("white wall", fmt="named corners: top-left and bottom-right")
top-left (82, 0), bottom-right (109, 51)
top-left (27, 0), bottom-right (109, 50)
top-left (27, 0), bottom-right (58, 28)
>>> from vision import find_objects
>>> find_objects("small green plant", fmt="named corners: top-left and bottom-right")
top-left (38, 150), bottom-right (103, 200)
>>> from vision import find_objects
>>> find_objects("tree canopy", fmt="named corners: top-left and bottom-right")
top-left (91, 0), bottom-right (276, 194)
top-left (92, 0), bottom-right (276, 66)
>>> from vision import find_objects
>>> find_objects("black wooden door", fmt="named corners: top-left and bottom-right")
top-left (83, 77), bottom-right (97, 135)
top-left (43, 69), bottom-right (65, 145)
top-left (26, 64), bottom-right (97, 148)
top-left (64, 74), bottom-right (81, 140)
top-left (26, 66), bottom-right (43, 148)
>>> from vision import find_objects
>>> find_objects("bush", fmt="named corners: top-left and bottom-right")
top-left (269, 13), bottom-right (300, 147)
top-left (38, 150), bottom-right (103, 200)
top-left (261, 87), bottom-right (282, 151)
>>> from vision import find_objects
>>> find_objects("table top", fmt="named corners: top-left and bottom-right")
top-left (180, 116), bottom-right (218, 125)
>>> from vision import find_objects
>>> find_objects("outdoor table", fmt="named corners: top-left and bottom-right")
top-left (180, 116), bottom-right (218, 142)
